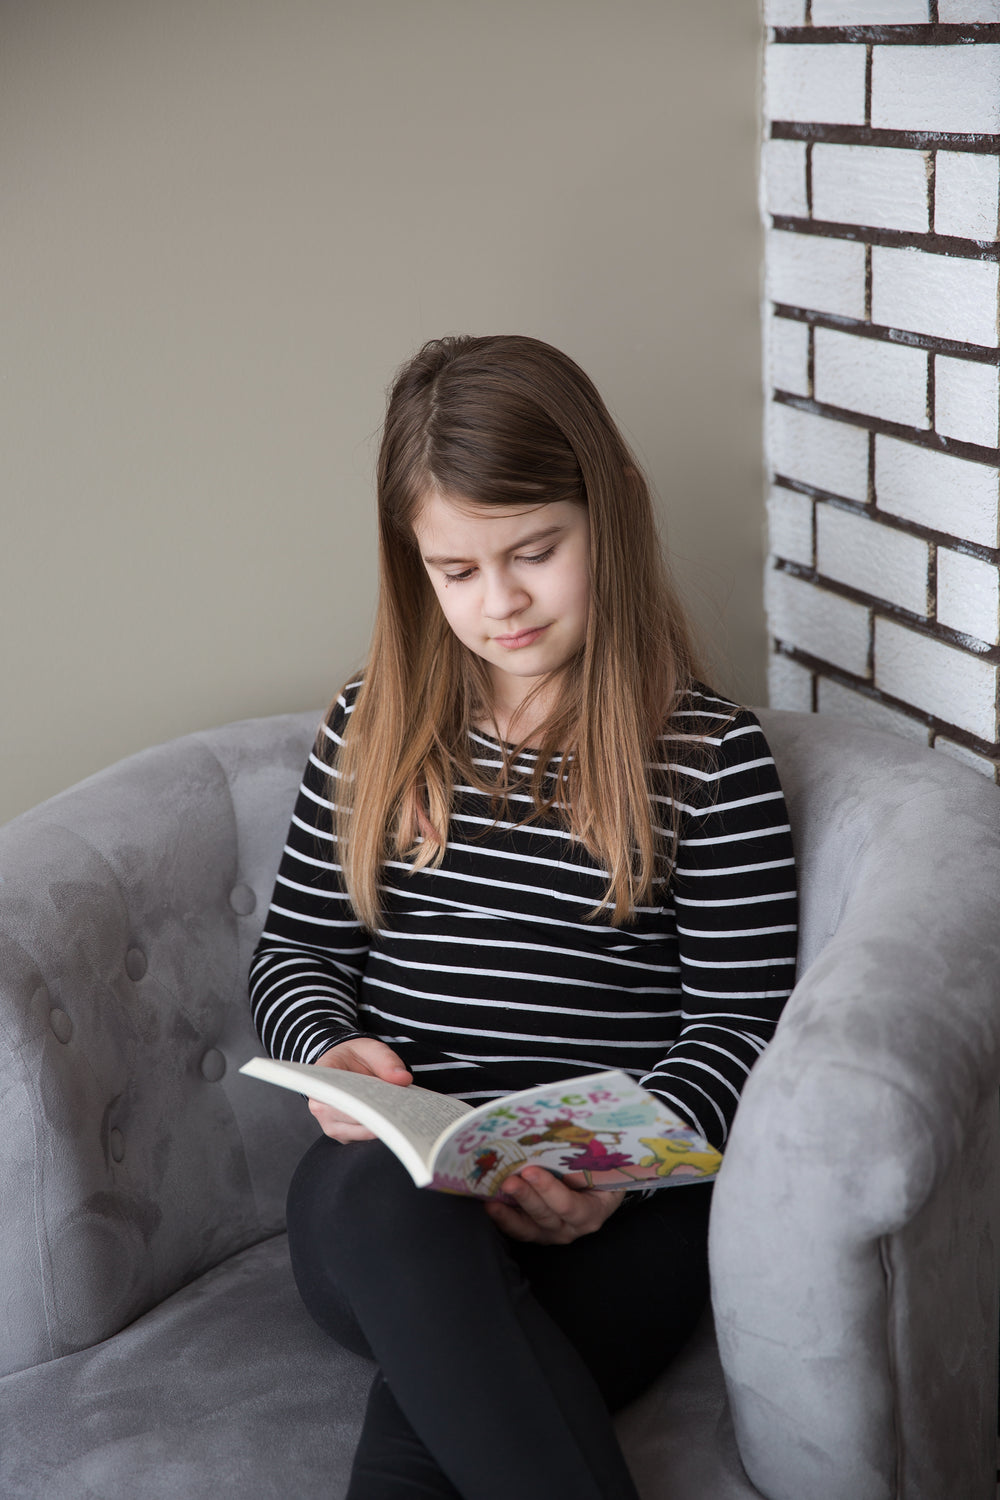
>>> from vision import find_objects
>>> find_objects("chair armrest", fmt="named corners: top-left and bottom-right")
top-left (711, 752), bottom-right (1000, 1500)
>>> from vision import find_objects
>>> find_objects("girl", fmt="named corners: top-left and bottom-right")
top-left (249, 334), bottom-right (798, 1499)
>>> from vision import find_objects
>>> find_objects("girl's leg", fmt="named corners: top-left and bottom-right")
top-left (286, 1137), bottom-right (642, 1500)
top-left (510, 1182), bottom-right (713, 1412)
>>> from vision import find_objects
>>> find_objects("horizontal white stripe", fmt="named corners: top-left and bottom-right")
top-left (283, 842), bottom-right (341, 872)
top-left (359, 1001), bottom-right (679, 1049)
top-left (373, 927), bottom-right (675, 974)
top-left (648, 754), bottom-right (774, 783)
top-left (681, 952), bottom-right (797, 969)
top-left (436, 836), bottom-right (610, 883)
top-left (266, 902), bottom-right (364, 930)
top-left (681, 983), bottom-right (793, 1000)
top-left (381, 860), bottom-right (632, 912)
top-left (677, 921), bottom-right (797, 940)
top-left (673, 856), bottom-right (795, 879)
top-left (680, 823), bottom-right (792, 849)
top-left (291, 812), bottom-right (334, 842)
top-left (364, 970), bottom-right (681, 1016)
top-left (674, 888), bottom-right (796, 908)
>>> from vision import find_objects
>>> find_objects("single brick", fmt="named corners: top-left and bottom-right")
top-left (937, 548), bottom-right (1000, 645)
top-left (814, 327), bottom-right (929, 429)
top-left (766, 567), bottom-right (872, 676)
top-left (871, 246), bottom-right (1000, 348)
top-left (767, 229), bottom-right (867, 320)
top-left (875, 617), bottom-right (998, 739)
top-left (768, 402), bottom-right (870, 501)
top-left (767, 487), bottom-right (814, 567)
top-left (762, 139), bottom-right (809, 219)
top-left (933, 738), bottom-right (999, 780)
top-left (934, 152), bottom-right (1000, 243)
top-left (817, 677), bottom-right (929, 742)
top-left (871, 45), bottom-right (1000, 136)
top-left (765, 44), bottom-right (867, 126)
top-left (811, 144), bottom-right (929, 234)
top-left (817, 505), bottom-right (930, 615)
top-left (812, 0), bottom-right (928, 18)
top-left (767, 651), bottom-right (814, 712)
top-left (935, 356), bottom-right (1000, 449)
top-left (763, 0), bottom-right (807, 19)
top-left (938, 0), bottom-right (1000, 16)
top-left (767, 313), bottom-right (811, 396)
top-left (876, 435), bottom-right (1000, 547)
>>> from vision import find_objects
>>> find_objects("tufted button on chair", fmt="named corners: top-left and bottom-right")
top-left (1, 708), bottom-right (998, 1499)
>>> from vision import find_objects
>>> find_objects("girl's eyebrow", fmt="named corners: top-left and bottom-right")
top-left (421, 524), bottom-right (567, 568)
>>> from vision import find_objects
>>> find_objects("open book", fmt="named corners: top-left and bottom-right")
top-left (240, 1058), bottom-right (722, 1199)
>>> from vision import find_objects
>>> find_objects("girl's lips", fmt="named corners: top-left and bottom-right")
top-left (493, 625), bottom-right (549, 650)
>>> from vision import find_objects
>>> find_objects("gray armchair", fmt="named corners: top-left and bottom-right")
top-left (1, 708), bottom-right (998, 1499)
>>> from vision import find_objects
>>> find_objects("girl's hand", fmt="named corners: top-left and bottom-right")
top-left (484, 1166), bottom-right (626, 1244)
top-left (308, 1038), bottom-right (412, 1142)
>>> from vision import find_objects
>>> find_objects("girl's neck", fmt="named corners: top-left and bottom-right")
top-left (476, 679), bottom-right (558, 749)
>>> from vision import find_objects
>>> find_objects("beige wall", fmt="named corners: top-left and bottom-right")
top-left (1, 0), bottom-right (764, 825)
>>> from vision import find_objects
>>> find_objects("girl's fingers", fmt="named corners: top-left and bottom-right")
top-left (486, 1168), bottom-right (624, 1243)
top-left (307, 1098), bottom-right (376, 1140)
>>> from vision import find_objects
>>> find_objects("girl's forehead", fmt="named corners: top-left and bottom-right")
top-left (414, 490), bottom-right (547, 528)
top-left (413, 491), bottom-right (584, 535)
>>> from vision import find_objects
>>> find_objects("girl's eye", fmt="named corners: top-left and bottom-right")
top-left (520, 546), bottom-right (556, 566)
top-left (444, 568), bottom-right (476, 583)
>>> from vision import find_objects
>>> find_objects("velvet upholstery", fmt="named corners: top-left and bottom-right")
top-left (1, 708), bottom-right (997, 1498)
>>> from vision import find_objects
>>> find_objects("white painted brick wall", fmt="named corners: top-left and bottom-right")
top-left (871, 46), bottom-right (1000, 136)
top-left (933, 737), bottom-right (999, 778)
top-left (937, 548), bottom-right (1000, 645)
top-left (871, 246), bottom-right (1000, 348)
top-left (817, 505), bottom-right (930, 615)
top-left (875, 618), bottom-right (998, 740)
top-left (814, 327), bottom-right (929, 428)
top-left (811, 144), bottom-right (930, 233)
top-left (762, 23), bottom-right (1000, 759)
top-left (817, 677), bottom-right (929, 741)
top-left (767, 651), bottom-right (814, 712)
top-left (812, 0), bottom-right (928, 18)
top-left (768, 402), bottom-right (870, 501)
top-left (934, 152), bottom-right (1000, 244)
top-left (767, 313), bottom-right (811, 396)
top-left (761, 140), bottom-right (809, 219)
top-left (764, 45), bottom-right (867, 126)
top-left (766, 567), bottom-right (871, 675)
top-left (935, 356), bottom-right (1000, 450)
top-left (767, 487), bottom-right (814, 567)
top-left (938, 0), bottom-right (1000, 17)
top-left (875, 435), bottom-right (1000, 547)
top-left (767, 229), bottom-right (867, 320)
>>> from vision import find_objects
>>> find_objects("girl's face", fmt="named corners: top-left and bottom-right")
top-left (412, 491), bottom-right (591, 721)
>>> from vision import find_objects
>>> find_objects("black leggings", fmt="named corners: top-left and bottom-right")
top-left (286, 1136), bottom-right (712, 1500)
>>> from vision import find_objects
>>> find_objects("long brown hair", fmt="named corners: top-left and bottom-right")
top-left (331, 334), bottom-right (704, 930)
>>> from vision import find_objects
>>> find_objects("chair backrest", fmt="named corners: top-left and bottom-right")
top-left (756, 706), bottom-right (994, 975)
top-left (0, 710), bottom-right (319, 1375)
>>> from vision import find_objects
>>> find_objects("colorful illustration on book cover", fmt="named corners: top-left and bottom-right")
top-left (432, 1078), bottom-right (722, 1198)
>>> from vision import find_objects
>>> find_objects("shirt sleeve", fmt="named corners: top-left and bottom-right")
top-left (248, 687), bottom-right (370, 1063)
top-left (639, 705), bottom-right (798, 1149)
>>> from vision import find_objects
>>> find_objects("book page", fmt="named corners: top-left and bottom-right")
top-left (239, 1058), bottom-right (471, 1184)
top-left (429, 1070), bottom-right (721, 1198)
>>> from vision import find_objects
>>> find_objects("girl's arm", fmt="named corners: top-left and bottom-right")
top-left (249, 697), bottom-right (371, 1065)
top-left (640, 703), bottom-right (799, 1151)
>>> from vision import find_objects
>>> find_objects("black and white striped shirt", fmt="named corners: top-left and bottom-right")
top-left (249, 680), bottom-right (798, 1150)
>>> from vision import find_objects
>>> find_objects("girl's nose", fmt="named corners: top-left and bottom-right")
top-left (481, 569), bottom-right (530, 620)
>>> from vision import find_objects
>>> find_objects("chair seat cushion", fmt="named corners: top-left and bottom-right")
top-left (1, 1232), bottom-right (762, 1499)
